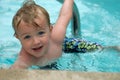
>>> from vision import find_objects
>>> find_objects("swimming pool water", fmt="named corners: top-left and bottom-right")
top-left (0, 0), bottom-right (120, 72)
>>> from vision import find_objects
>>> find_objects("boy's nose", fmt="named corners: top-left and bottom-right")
top-left (33, 37), bottom-right (41, 45)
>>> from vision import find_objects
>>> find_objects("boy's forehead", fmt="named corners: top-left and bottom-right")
top-left (16, 21), bottom-right (48, 35)
top-left (17, 19), bottom-right (49, 32)
top-left (19, 19), bottom-right (46, 28)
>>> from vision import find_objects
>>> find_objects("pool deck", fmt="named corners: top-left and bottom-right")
top-left (0, 69), bottom-right (120, 80)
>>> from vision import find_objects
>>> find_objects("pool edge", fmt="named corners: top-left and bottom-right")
top-left (0, 69), bottom-right (120, 80)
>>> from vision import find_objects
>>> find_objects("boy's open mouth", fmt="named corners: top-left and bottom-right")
top-left (32, 46), bottom-right (43, 51)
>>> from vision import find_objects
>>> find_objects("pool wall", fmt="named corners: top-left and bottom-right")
top-left (0, 70), bottom-right (120, 80)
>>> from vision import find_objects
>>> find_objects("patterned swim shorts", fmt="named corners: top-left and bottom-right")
top-left (63, 37), bottom-right (102, 53)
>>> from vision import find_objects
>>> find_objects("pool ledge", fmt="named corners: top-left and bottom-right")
top-left (0, 69), bottom-right (120, 80)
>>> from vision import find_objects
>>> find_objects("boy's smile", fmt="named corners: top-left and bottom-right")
top-left (32, 45), bottom-right (43, 52)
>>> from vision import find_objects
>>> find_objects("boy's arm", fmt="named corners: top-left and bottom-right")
top-left (10, 59), bottom-right (29, 69)
top-left (10, 48), bottom-right (32, 69)
top-left (51, 0), bottom-right (73, 44)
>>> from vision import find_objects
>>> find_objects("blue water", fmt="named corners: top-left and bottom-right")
top-left (0, 0), bottom-right (120, 72)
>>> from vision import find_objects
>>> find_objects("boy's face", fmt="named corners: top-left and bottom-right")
top-left (16, 16), bottom-right (51, 58)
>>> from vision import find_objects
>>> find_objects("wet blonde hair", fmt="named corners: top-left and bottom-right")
top-left (12, 0), bottom-right (50, 34)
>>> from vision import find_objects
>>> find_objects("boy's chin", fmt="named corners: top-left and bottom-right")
top-left (31, 52), bottom-right (45, 58)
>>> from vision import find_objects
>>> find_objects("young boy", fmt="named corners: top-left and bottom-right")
top-left (11, 0), bottom-right (74, 69)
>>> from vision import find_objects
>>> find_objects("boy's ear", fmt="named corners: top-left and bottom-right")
top-left (50, 25), bottom-right (53, 31)
top-left (14, 34), bottom-right (19, 39)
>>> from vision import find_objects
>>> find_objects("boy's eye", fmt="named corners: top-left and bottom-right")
top-left (38, 31), bottom-right (45, 35)
top-left (24, 35), bottom-right (31, 39)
